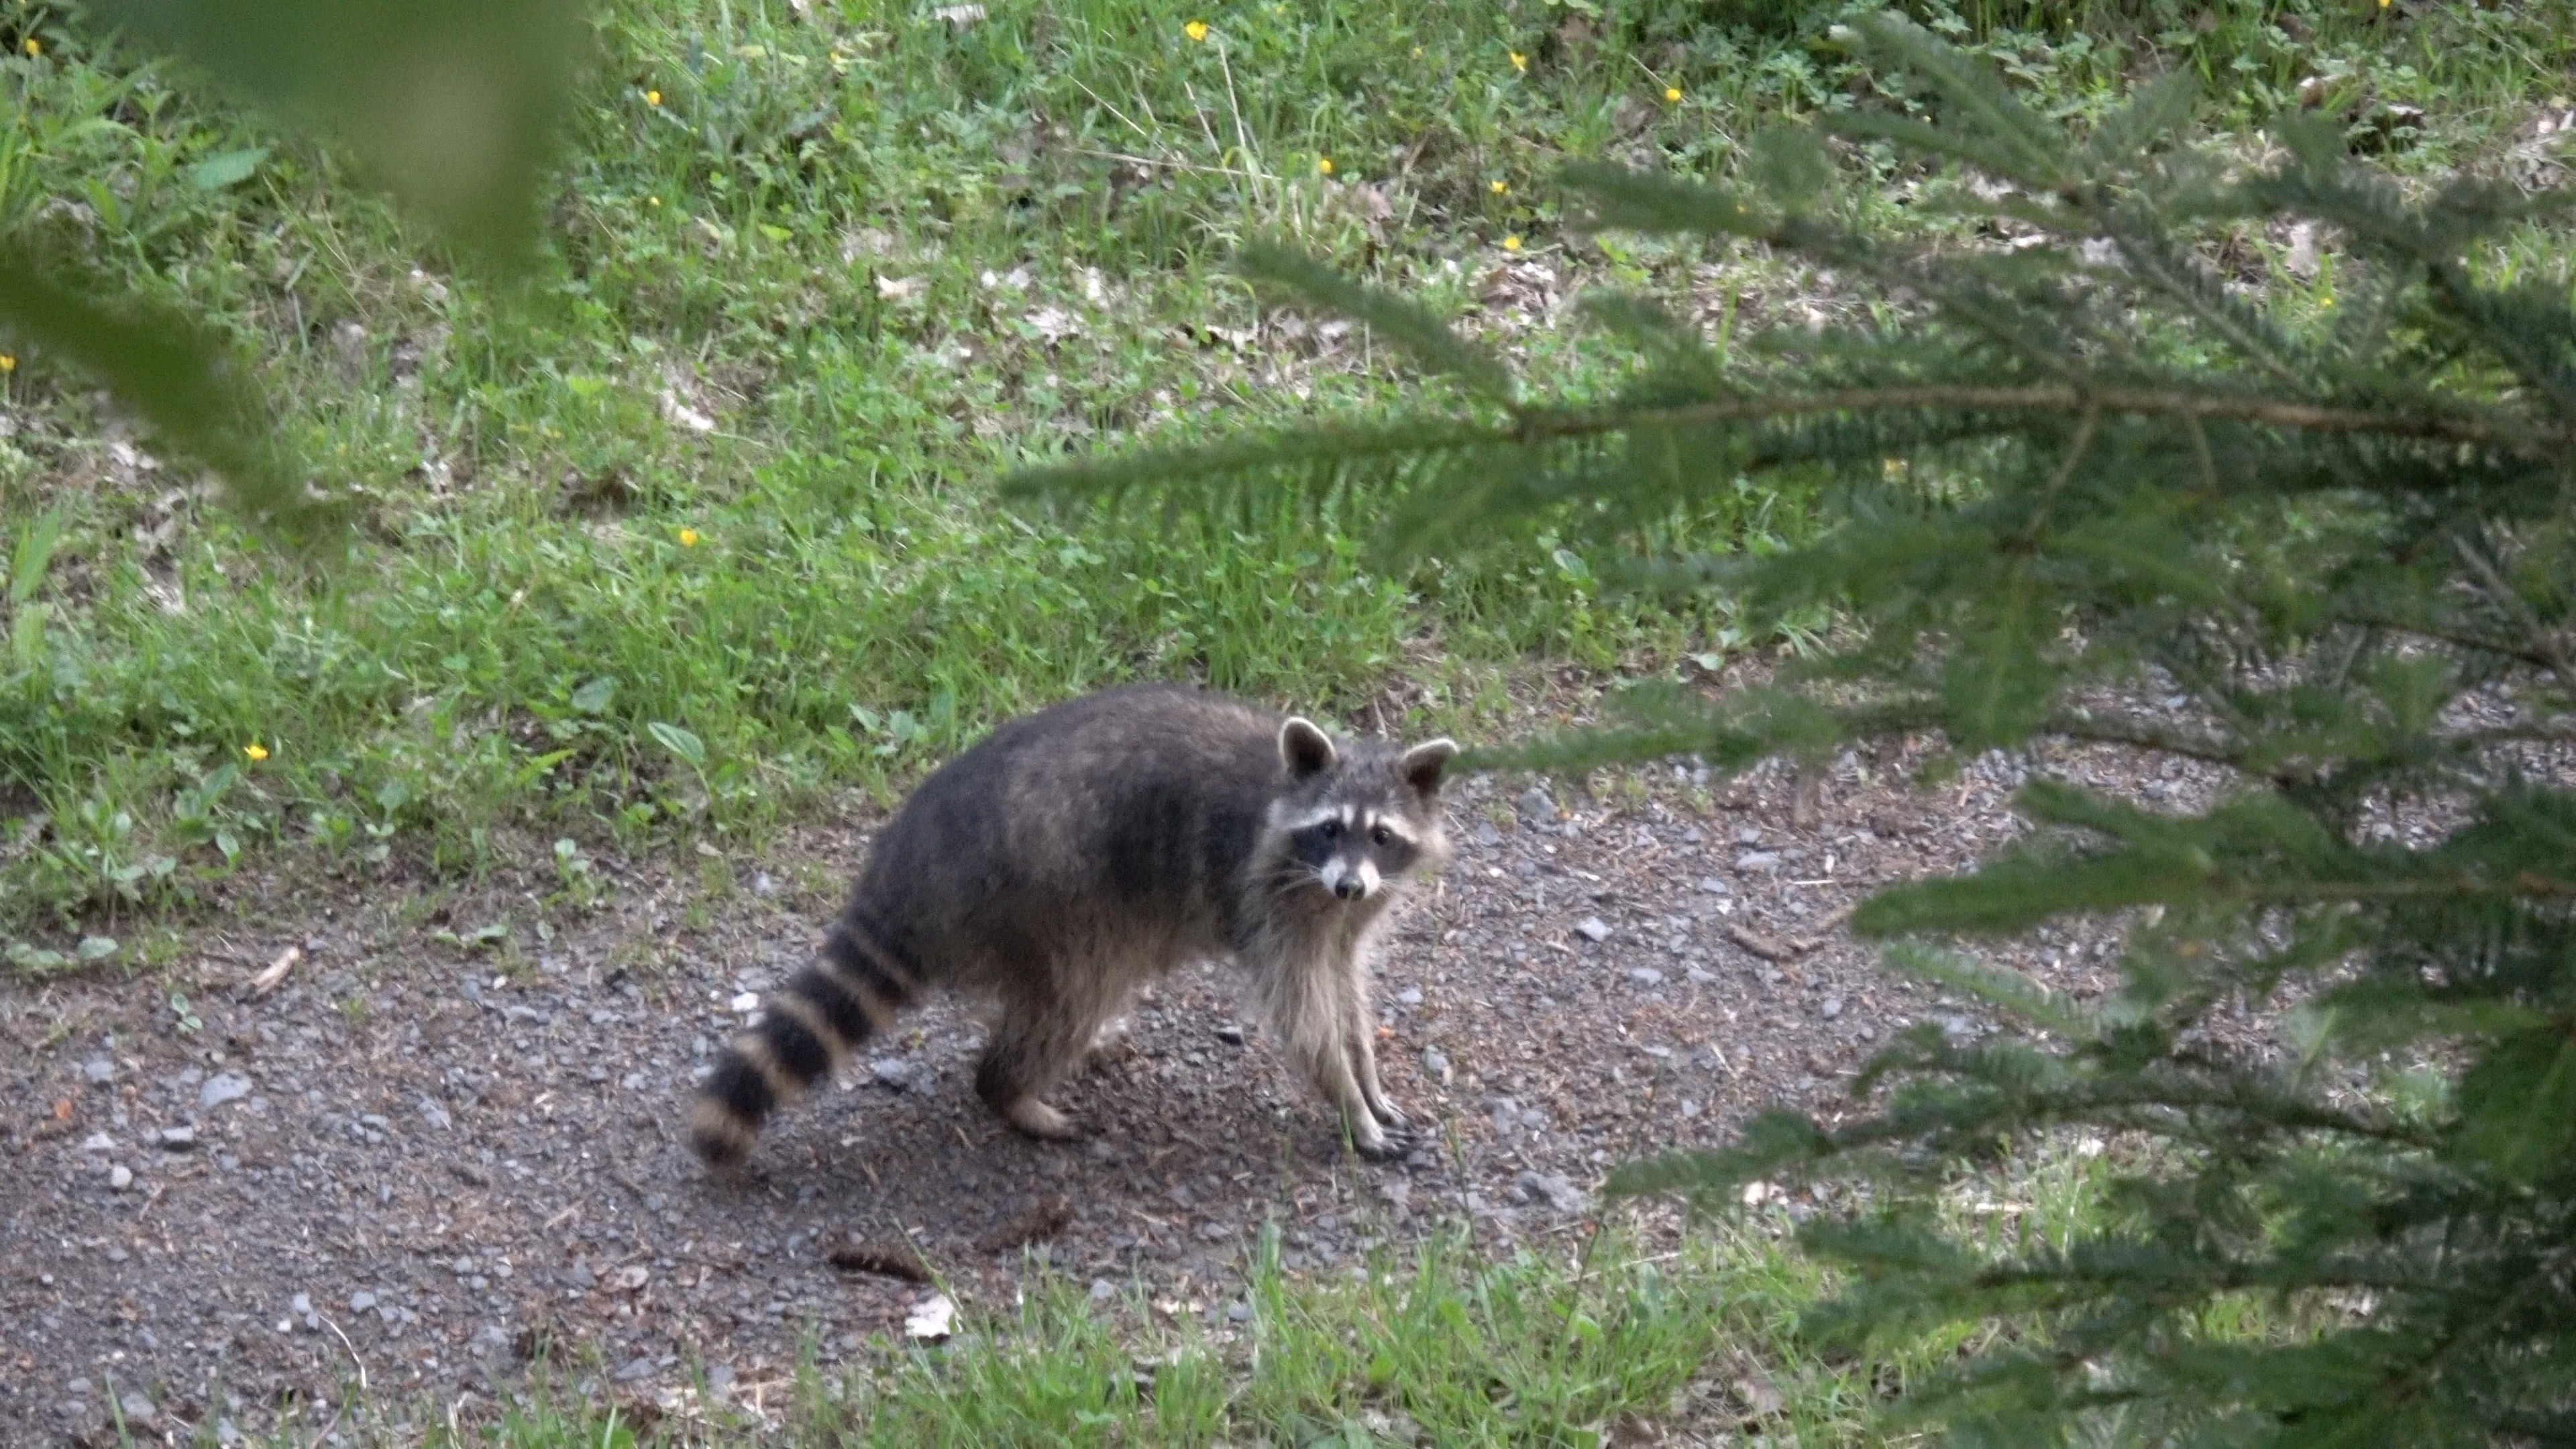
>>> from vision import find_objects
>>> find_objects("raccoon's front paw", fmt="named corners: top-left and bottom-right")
top-left (1368, 1096), bottom-right (1410, 1132)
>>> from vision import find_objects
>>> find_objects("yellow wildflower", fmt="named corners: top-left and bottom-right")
top-left (1185, 19), bottom-right (1209, 41)
top-left (0, 354), bottom-right (14, 374)
top-left (647, 195), bottom-right (661, 207)
top-left (243, 743), bottom-right (270, 762)
top-left (1491, 179), bottom-right (1509, 194)
top-left (678, 527), bottom-right (701, 547)
top-left (645, 89), bottom-right (662, 106)
top-left (1502, 234), bottom-right (1523, 252)
top-left (21, 36), bottom-right (38, 56)
top-left (1316, 156), bottom-right (1334, 176)
top-left (1509, 50), bottom-right (1526, 72)
top-left (1665, 86), bottom-right (1682, 102)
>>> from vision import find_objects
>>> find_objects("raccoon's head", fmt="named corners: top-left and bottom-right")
top-left (1267, 716), bottom-right (1456, 905)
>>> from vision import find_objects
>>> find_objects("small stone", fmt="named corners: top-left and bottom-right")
top-left (1682, 826), bottom-right (1704, 845)
top-left (349, 1291), bottom-right (376, 1313)
top-left (1733, 826), bottom-right (1762, 845)
top-left (107, 1165), bottom-right (133, 1191)
top-left (1735, 850), bottom-right (1780, 872)
top-left (1226, 1301), bottom-right (1252, 1323)
top-left (730, 991), bottom-right (761, 1014)
top-left (158, 1126), bottom-right (197, 1151)
top-left (614, 1356), bottom-right (656, 1383)
top-left (199, 1073), bottom-right (252, 1110)
top-left (1421, 1047), bottom-right (1452, 1085)
top-left (1474, 821), bottom-right (1502, 847)
top-left (418, 1095), bottom-right (453, 1131)
top-left (1627, 967), bottom-right (1665, 987)
top-left (1518, 786), bottom-right (1555, 822)
top-left (1090, 1279), bottom-right (1116, 1303)
top-left (82, 1057), bottom-right (114, 1085)
top-left (1698, 876), bottom-right (1730, 895)
top-left (1515, 1171), bottom-right (1583, 1213)
top-left (1574, 917), bottom-right (1611, 944)
top-left (117, 1393), bottom-right (157, 1428)
top-left (1821, 997), bottom-right (1844, 1021)
top-left (1394, 987), bottom-right (1423, 1006)
top-left (1686, 967), bottom-right (1716, 985)
top-left (752, 871), bottom-right (780, 896)
top-left (78, 1132), bottom-right (115, 1155)
top-left (869, 1059), bottom-right (915, 1091)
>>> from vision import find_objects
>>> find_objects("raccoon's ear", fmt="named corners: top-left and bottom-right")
top-left (1279, 717), bottom-right (1337, 779)
top-left (1401, 738), bottom-right (1458, 796)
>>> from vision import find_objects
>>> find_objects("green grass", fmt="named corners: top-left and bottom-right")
top-left (169, 1142), bottom-right (2247, 1446)
top-left (222, 1222), bottom-right (1910, 1446)
top-left (3, 0), bottom-right (2569, 943)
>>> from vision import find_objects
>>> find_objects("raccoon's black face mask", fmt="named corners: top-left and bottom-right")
top-left (1277, 718), bottom-right (1456, 903)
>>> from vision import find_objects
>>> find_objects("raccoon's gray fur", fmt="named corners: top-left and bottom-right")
top-left (689, 684), bottom-right (1456, 1167)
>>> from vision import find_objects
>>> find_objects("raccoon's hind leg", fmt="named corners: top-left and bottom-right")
top-left (690, 914), bottom-right (914, 1167)
top-left (974, 987), bottom-right (1096, 1140)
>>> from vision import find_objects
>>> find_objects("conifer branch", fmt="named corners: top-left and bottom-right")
top-left (2039, 710), bottom-right (2248, 770)
top-left (1505, 385), bottom-right (2553, 455)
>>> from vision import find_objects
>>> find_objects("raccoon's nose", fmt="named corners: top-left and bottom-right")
top-left (1333, 876), bottom-right (1364, 900)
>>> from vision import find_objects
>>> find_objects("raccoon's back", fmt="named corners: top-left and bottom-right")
top-left (856, 687), bottom-right (1283, 965)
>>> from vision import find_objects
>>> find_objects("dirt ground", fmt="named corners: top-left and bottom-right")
top-left (1, 714), bottom-right (2206, 1445)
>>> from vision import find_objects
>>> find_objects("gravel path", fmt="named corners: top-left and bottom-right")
top-left (3, 730), bottom-right (2175, 1444)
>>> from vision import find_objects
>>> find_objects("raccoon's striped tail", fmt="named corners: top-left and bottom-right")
top-left (690, 910), bottom-right (920, 1167)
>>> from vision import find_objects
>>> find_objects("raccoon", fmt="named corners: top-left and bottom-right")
top-left (688, 684), bottom-right (1456, 1167)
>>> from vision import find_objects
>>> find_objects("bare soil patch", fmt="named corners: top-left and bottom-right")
top-left (2, 728), bottom-right (2219, 1444)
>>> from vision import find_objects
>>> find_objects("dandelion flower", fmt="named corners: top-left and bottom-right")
top-left (1509, 50), bottom-right (1526, 72)
top-left (1184, 19), bottom-right (1208, 41)
top-left (1316, 156), bottom-right (1334, 176)
top-left (21, 36), bottom-right (39, 56)
top-left (645, 89), bottom-right (662, 106)
top-left (243, 743), bottom-right (270, 762)
top-left (678, 527), bottom-right (702, 547)
top-left (647, 195), bottom-right (661, 207)
top-left (1665, 85), bottom-right (1682, 102)
top-left (1502, 234), bottom-right (1523, 252)
top-left (1491, 179), bottom-right (1509, 194)
top-left (0, 354), bottom-right (14, 374)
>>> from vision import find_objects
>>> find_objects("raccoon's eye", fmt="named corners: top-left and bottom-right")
top-left (1371, 824), bottom-right (1391, 846)
top-left (1319, 819), bottom-right (1341, 839)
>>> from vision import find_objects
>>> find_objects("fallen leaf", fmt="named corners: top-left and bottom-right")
top-left (826, 1238), bottom-right (933, 1283)
top-left (904, 1293), bottom-right (955, 1341)
top-left (979, 1195), bottom-right (1073, 1252)
top-left (246, 945), bottom-right (303, 997)
top-left (658, 389), bottom-right (716, 435)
